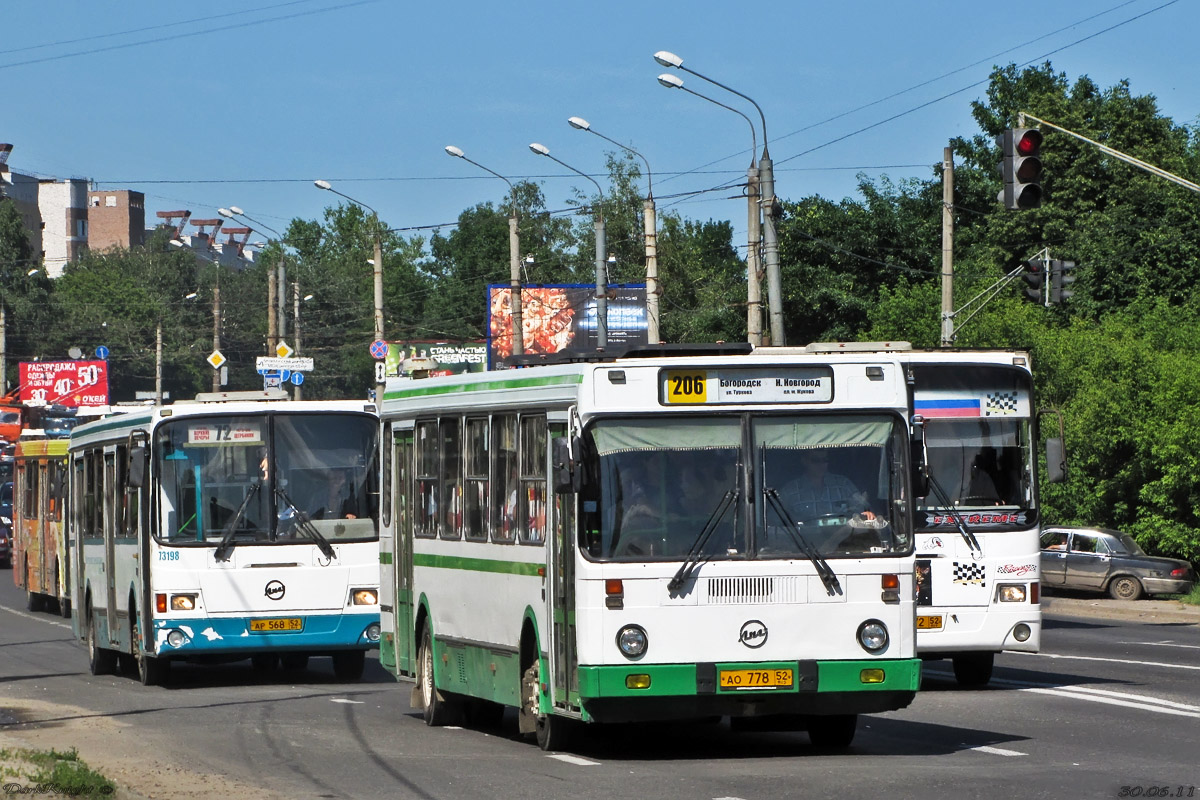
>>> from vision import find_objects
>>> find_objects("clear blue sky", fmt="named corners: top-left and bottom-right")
top-left (3, 0), bottom-right (1195, 253)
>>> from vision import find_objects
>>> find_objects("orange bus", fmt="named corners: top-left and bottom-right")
top-left (12, 438), bottom-right (71, 616)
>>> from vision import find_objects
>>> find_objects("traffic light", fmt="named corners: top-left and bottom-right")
top-left (1022, 258), bottom-right (1045, 304)
top-left (1049, 260), bottom-right (1076, 304)
top-left (1000, 128), bottom-right (1043, 210)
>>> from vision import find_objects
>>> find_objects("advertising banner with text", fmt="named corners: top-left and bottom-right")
top-left (19, 360), bottom-right (110, 406)
top-left (384, 342), bottom-right (489, 378)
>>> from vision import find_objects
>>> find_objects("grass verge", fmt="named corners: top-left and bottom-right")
top-left (0, 746), bottom-right (116, 798)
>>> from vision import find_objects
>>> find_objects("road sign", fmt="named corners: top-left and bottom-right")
top-left (207, 351), bottom-right (227, 370)
top-left (370, 340), bottom-right (389, 360)
top-left (275, 340), bottom-right (294, 359)
top-left (264, 375), bottom-right (282, 389)
top-left (95, 345), bottom-right (110, 360)
top-left (255, 356), bottom-right (313, 372)
top-left (374, 361), bottom-right (386, 383)
top-left (291, 372), bottom-right (304, 386)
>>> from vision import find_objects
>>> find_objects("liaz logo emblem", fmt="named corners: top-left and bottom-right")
top-left (264, 580), bottom-right (286, 601)
top-left (738, 620), bottom-right (768, 649)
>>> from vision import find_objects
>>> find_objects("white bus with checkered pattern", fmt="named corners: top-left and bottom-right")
top-left (379, 344), bottom-right (923, 752)
top-left (803, 345), bottom-right (1054, 687)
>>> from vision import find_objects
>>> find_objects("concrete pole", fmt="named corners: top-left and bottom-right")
top-left (508, 209), bottom-right (524, 357)
top-left (267, 261), bottom-right (277, 353)
top-left (293, 282), bottom-right (302, 400)
top-left (595, 216), bottom-right (607, 349)
top-left (155, 321), bottom-right (163, 405)
top-left (746, 164), bottom-right (763, 346)
top-left (212, 282), bottom-right (221, 392)
top-left (940, 146), bottom-right (955, 347)
top-left (759, 153), bottom-right (785, 346)
top-left (372, 222), bottom-right (384, 343)
top-left (643, 198), bottom-right (659, 343)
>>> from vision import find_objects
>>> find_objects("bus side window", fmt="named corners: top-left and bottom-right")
top-left (519, 415), bottom-right (547, 545)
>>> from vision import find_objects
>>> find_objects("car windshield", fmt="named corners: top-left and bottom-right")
top-left (155, 412), bottom-right (379, 546)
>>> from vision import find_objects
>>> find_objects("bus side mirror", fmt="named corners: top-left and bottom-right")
top-left (552, 436), bottom-right (582, 494)
top-left (910, 439), bottom-right (929, 498)
top-left (128, 445), bottom-right (147, 489)
top-left (1045, 438), bottom-right (1066, 484)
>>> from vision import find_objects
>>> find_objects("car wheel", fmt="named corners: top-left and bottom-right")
top-left (1108, 575), bottom-right (1143, 601)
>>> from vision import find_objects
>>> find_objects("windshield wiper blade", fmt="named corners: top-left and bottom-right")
top-left (214, 482), bottom-right (261, 562)
top-left (274, 487), bottom-right (336, 561)
top-left (925, 474), bottom-right (983, 559)
top-left (667, 489), bottom-right (738, 595)
top-left (763, 488), bottom-right (842, 596)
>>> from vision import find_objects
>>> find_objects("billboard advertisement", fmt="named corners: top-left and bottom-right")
top-left (384, 342), bottom-right (488, 378)
top-left (19, 360), bottom-right (110, 406)
top-left (487, 284), bottom-right (647, 367)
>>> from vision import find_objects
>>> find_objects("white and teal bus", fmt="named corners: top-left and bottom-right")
top-left (69, 391), bottom-right (381, 686)
top-left (379, 344), bottom-right (922, 750)
top-left (801, 344), bottom-right (1061, 686)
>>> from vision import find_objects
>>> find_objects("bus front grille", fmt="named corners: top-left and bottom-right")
top-left (705, 576), bottom-right (802, 604)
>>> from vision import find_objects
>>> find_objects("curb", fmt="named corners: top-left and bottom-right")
top-left (1042, 594), bottom-right (1200, 624)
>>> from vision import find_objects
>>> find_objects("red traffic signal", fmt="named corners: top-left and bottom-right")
top-left (1000, 128), bottom-right (1043, 210)
top-left (1021, 258), bottom-right (1045, 303)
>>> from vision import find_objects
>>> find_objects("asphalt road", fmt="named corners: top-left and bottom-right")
top-left (1, 574), bottom-right (1197, 800)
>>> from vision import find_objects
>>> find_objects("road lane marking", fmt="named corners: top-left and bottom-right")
top-left (1116, 640), bottom-right (1200, 651)
top-left (331, 698), bottom-right (364, 704)
top-left (969, 745), bottom-right (1025, 757)
top-left (984, 675), bottom-right (1200, 718)
top-left (547, 754), bottom-right (600, 766)
top-left (0, 606), bottom-right (72, 630)
top-left (1015, 651), bottom-right (1200, 672)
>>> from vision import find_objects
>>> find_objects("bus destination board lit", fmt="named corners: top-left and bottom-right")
top-left (662, 367), bottom-right (833, 405)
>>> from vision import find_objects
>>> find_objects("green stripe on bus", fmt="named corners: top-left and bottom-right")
top-left (379, 551), bottom-right (393, 565)
top-left (413, 552), bottom-right (542, 577)
top-left (73, 414), bottom-right (154, 438)
top-left (384, 373), bottom-right (582, 401)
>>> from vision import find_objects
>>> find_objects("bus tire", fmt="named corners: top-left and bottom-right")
top-left (951, 652), bottom-right (995, 687)
top-left (332, 650), bottom-right (366, 681)
top-left (25, 565), bottom-right (45, 612)
top-left (418, 625), bottom-right (458, 726)
top-left (138, 654), bottom-right (170, 686)
top-left (86, 605), bottom-right (116, 676)
top-left (535, 712), bottom-right (575, 752)
top-left (808, 714), bottom-right (858, 749)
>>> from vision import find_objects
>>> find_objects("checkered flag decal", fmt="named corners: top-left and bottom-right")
top-left (984, 391), bottom-right (1018, 416)
top-left (953, 561), bottom-right (986, 584)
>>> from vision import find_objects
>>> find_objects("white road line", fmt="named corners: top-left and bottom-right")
top-left (0, 605), bottom-right (72, 630)
top-left (1014, 650), bottom-right (1200, 672)
top-left (330, 698), bottom-right (364, 704)
top-left (1116, 640), bottom-right (1200, 651)
top-left (969, 745), bottom-right (1025, 757)
top-left (546, 753), bottom-right (600, 766)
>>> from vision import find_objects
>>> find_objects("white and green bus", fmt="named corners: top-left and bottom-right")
top-left (379, 345), bottom-right (922, 750)
top-left (69, 391), bottom-right (381, 686)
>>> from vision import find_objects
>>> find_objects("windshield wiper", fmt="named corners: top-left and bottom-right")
top-left (274, 487), bottom-right (336, 561)
top-left (763, 488), bottom-right (842, 597)
top-left (667, 489), bottom-right (739, 596)
top-left (925, 473), bottom-right (983, 559)
top-left (214, 483), bottom-right (261, 562)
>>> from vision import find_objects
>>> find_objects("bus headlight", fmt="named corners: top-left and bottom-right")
top-left (365, 622), bottom-right (381, 642)
top-left (166, 629), bottom-right (189, 648)
top-left (857, 620), bottom-right (889, 655)
top-left (616, 625), bottom-right (648, 659)
top-left (997, 583), bottom-right (1027, 603)
top-left (170, 594), bottom-right (197, 611)
top-left (351, 589), bottom-right (379, 606)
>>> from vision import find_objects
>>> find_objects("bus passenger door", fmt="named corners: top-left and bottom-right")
top-left (393, 430), bottom-right (416, 675)
top-left (104, 452), bottom-right (119, 646)
top-left (548, 424), bottom-right (579, 709)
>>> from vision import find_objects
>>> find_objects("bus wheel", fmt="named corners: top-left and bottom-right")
top-left (418, 626), bottom-right (458, 726)
top-left (332, 650), bottom-right (366, 681)
top-left (57, 598), bottom-right (71, 619)
top-left (521, 660), bottom-right (574, 751)
top-left (86, 607), bottom-right (116, 676)
top-left (808, 714), bottom-right (858, 749)
top-left (952, 652), bottom-right (995, 687)
top-left (535, 712), bottom-right (575, 752)
top-left (138, 654), bottom-right (170, 686)
top-left (25, 566), bottom-right (45, 612)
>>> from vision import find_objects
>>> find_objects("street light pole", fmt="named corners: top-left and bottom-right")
top-left (657, 72), bottom-right (762, 345)
top-left (444, 146), bottom-right (523, 357)
top-left (567, 116), bottom-right (660, 344)
top-left (313, 180), bottom-right (385, 345)
top-left (529, 142), bottom-right (608, 349)
top-left (655, 51), bottom-right (783, 345)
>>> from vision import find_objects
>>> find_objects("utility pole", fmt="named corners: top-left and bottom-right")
top-left (211, 282), bottom-right (221, 392)
top-left (155, 322), bottom-right (163, 404)
top-left (940, 146), bottom-right (955, 347)
top-left (293, 282), bottom-right (303, 400)
top-left (747, 165), bottom-right (763, 345)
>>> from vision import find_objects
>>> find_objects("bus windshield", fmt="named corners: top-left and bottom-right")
top-left (155, 412), bottom-right (378, 546)
top-left (584, 413), bottom-right (911, 562)
top-left (911, 365), bottom-right (1035, 528)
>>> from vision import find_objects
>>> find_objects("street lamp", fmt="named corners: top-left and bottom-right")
top-left (657, 73), bottom-right (762, 345)
top-left (169, 242), bottom-right (224, 391)
top-left (219, 206), bottom-right (286, 351)
top-left (444, 145), bottom-right (524, 358)
top-left (313, 179), bottom-right (386, 347)
top-left (567, 116), bottom-right (660, 344)
top-left (656, 50), bottom-right (783, 345)
top-left (529, 142), bottom-right (609, 349)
